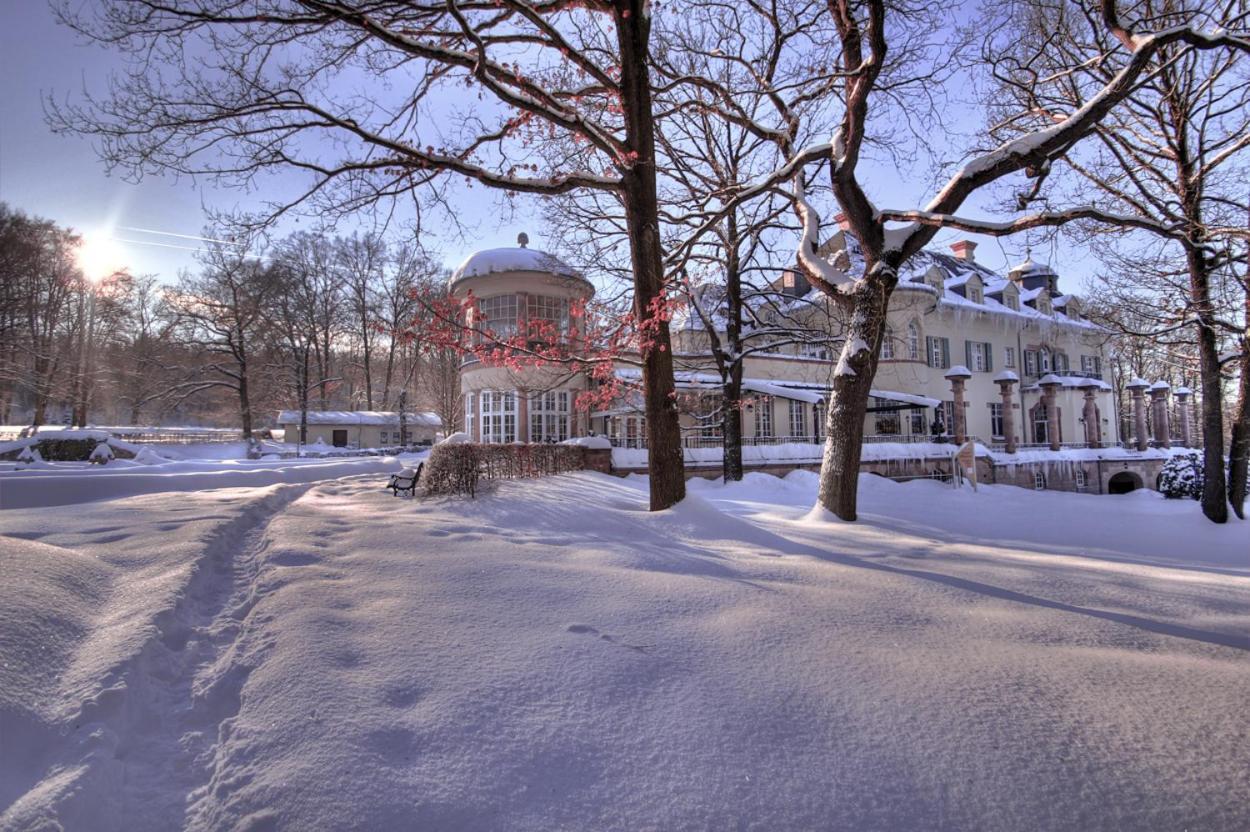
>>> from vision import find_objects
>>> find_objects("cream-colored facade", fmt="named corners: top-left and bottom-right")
top-left (455, 236), bottom-right (1118, 452)
top-left (276, 411), bottom-right (442, 448)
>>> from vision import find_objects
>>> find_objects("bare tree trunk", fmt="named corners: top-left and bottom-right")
top-left (817, 280), bottom-right (891, 521)
top-left (238, 358), bottom-right (254, 441)
top-left (1186, 245), bottom-right (1228, 523)
top-left (1230, 351), bottom-right (1249, 519)
top-left (723, 362), bottom-right (745, 482)
top-left (616, 0), bottom-right (685, 511)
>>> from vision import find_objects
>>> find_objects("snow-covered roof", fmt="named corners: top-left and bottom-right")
top-left (1149, 381), bottom-right (1171, 391)
top-left (276, 411), bottom-right (442, 427)
top-left (449, 245), bottom-right (584, 287)
top-left (1126, 377), bottom-right (1151, 389)
top-left (611, 369), bottom-right (941, 409)
top-left (993, 370), bottom-right (1020, 383)
top-left (1175, 386), bottom-right (1193, 395)
top-left (944, 364), bottom-right (972, 378)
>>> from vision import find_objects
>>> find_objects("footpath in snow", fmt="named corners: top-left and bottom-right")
top-left (1, 471), bottom-right (1247, 830)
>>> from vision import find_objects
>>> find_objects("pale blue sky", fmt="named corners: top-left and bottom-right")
top-left (0, 1), bottom-right (1092, 291)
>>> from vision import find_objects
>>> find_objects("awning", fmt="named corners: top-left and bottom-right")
top-left (868, 389), bottom-right (941, 408)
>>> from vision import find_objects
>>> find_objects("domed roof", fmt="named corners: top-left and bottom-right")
top-left (449, 244), bottom-right (583, 287)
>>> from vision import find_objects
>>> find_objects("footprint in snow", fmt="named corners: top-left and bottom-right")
top-left (566, 624), bottom-right (648, 653)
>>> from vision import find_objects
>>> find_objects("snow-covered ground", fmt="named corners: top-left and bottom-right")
top-left (0, 446), bottom-right (428, 510)
top-left (1, 471), bottom-right (1247, 830)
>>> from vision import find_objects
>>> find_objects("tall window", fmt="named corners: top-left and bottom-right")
top-left (967, 341), bottom-right (988, 372)
top-left (968, 286), bottom-right (983, 304)
top-left (1024, 350), bottom-right (1038, 376)
top-left (909, 408), bottom-right (926, 435)
top-left (1033, 404), bottom-right (1049, 444)
top-left (480, 391), bottom-right (517, 443)
top-left (1004, 292), bottom-right (1019, 311)
top-left (990, 402), bottom-right (1004, 438)
top-left (813, 402), bottom-right (825, 440)
top-left (1080, 354), bottom-right (1102, 378)
top-left (526, 295), bottom-right (569, 341)
top-left (464, 393), bottom-right (476, 440)
top-left (754, 398), bottom-right (773, 438)
top-left (789, 400), bottom-right (806, 439)
top-left (907, 322), bottom-right (920, 360)
top-left (1039, 348), bottom-right (1052, 373)
top-left (880, 325), bottom-right (895, 359)
top-left (799, 342), bottom-right (830, 360)
top-left (939, 401), bottom-right (955, 435)
top-left (697, 396), bottom-right (722, 439)
top-left (1074, 468), bottom-right (1088, 491)
top-left (873, 397), bottom-right (901, 435)
top-left (1033, 470), bottom-right (1046, 490)
top-left (1005, 347), bottom-right (1016, 368)
top-left (927, 336), bottom-right (950, 369)
top-left (529, 391), bottom-right (569, 443)
top-left (477, 295), bottom-right (518, 341)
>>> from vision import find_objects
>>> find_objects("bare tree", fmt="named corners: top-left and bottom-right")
top-left (984, 0), bottom-right (1250, 522)
top-left (52, 0), bottom-right (695, 509)
top-left (165, 240), bottom-right (278, 440)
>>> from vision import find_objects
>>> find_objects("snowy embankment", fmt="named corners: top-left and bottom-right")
top-left (1, 471), bottom-right (1247, 830)
top-left (0, 453), bottom-right (420, 510)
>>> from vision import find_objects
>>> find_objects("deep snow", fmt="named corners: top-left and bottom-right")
top-left (1, 471), bottom-right (1247, 830)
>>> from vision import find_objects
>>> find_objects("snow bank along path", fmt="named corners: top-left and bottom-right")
top-left (1, 471), bottom-right (1248, 830)
top-left (0, 455), bottom-right (403, 510)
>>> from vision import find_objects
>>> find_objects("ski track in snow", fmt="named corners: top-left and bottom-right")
top-left (0, 482), bottom-right (315, 831)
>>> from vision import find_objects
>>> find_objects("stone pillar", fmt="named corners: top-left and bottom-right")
top-left (994, 371), bottom-right (1019, 453)
top-left (1174, 386), bottom-right (1192, 447)
top-left (1150, 382), bottom-right (1171, 449)
top-left (1126, 378), bottom-right (1150, 452)
top-left (945, 365), bottom-right (973, 445)
top-left (1080, 380), bottom-right (1102, 448)
top-left (1039, 375), bottom-right (1062, 451)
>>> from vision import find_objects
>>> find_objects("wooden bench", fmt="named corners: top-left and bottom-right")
top-left (387, 463), bottom-right (423, 497)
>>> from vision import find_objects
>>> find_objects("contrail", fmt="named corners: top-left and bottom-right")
top-left (118, 226), bottom-right (245, 246)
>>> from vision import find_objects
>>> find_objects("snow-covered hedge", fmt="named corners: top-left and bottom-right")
top-left (1158, 452), bottom-right (1204, 500)
top-left (424, 443), bottom-right (587, 497)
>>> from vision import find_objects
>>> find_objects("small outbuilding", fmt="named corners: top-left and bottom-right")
top-left (276, 410), bottom-right (442, 449)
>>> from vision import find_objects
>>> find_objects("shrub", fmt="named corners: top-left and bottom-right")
top-left (423, 443), bottom-right (588, 497)
top-left (1158, 452), bottom-right (1204, 500)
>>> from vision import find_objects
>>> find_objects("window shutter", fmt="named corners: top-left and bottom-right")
top-left (926, 336), bottom-right (935, 367)
top-left (984, 342), bottom-right (993, 372)
top-left (941, 337), bottom-right (950, 369)
top-left (965, 340), bottom-right (973, 368)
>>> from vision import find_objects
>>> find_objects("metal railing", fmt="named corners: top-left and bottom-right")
top-left (609, 433), bottom-right (983, 450)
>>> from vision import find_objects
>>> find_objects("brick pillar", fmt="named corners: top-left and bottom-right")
top-left (1126, 378), bottom-right (1149, 451)
top-left (995, 373), bottom-right (1019, 453)
top-left (1150, 382), bottom-right (1171, 449)
top-left (945, 366), bottom-right (972, 445)
top-left (1174, 386), bottom-right (1192, 447)
top-left (1080, 382), bottom-right (1102, 448)
top-left (1040, 378), bottom-right (1062, 451)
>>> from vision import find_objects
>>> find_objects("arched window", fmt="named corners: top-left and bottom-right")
top-left (906, 322), bottom-right (920, 360)
top-left (1033, 470), bottom-right (1046, 490)
top-left (880, 325), bottom-right (895, 360)
top-left (1039, 348), bottom-right (1052, 373)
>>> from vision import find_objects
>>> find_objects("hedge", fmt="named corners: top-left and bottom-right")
top-left (423, 443), bottom-right (587, 497)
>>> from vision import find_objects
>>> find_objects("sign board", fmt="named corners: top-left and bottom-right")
top-left (955, 441), bottom-right (977, 491)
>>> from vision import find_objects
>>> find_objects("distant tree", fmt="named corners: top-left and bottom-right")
top-left (165, 237), bottom-right (279, 439)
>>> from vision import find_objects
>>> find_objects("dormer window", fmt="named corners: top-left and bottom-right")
top-left (968, 287), bottom-right (982, 304)
top-left (1004, 291), bottom-right (1019, 311)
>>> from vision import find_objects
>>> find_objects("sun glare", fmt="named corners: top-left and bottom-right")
top-left (77, 232), bottom-right (126, 282)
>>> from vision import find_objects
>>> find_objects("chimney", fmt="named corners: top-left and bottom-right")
top-left (950, 240), bottom-right (977, 262)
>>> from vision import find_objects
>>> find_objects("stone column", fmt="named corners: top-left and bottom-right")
top-left (1174, 386), bottom-right (1193, 447)
top-left (994, 371), bottom-right (1019, 453)
top-left (1150, 382), bottom-right (1171, 449)
top-left (1080, 380), bottom-right (1102, 448)
top-left (1039, 375), bottom-right (1062, 451)
top-left (945, 365), bottom-right (973, 445)
top-left (1126, 378), bottom-right (1150, 452)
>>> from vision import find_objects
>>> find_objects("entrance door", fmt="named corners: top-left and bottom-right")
top-left (332, 429), bottom-right (348, 447)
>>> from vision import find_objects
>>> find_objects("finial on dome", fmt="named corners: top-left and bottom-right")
top-left (517, 232), bottom-right (529, 248)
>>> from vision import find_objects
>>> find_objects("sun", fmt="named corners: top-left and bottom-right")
top-left (77, 231), bottom-right (126, 282)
